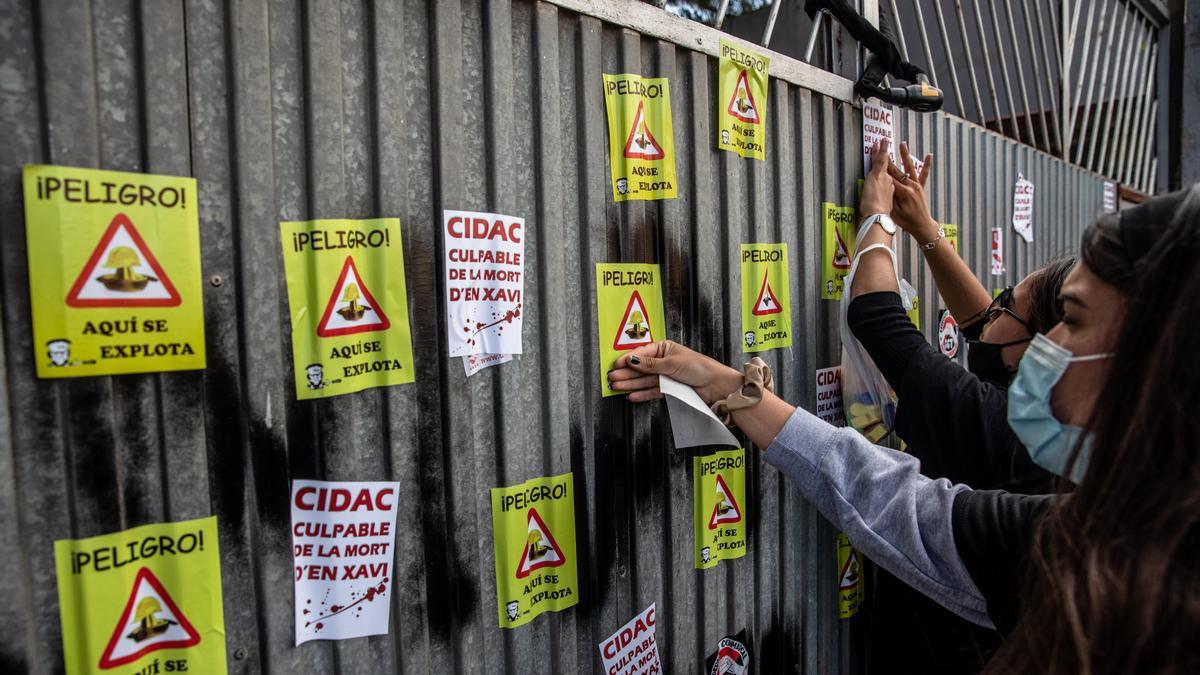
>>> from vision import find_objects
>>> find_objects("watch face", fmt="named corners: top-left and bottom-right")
top-left (880, 216), bottom-right (897, 234)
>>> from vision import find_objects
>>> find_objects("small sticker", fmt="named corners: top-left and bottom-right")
top-left (740, 244), bottom-right (791, 352)
top-left (463, 353), bottom-right (513, 377)
top-left (694, 449), bottom-right (747, 569)
top-left (1103, 180), bottom-right (1117, 213)
top-left (491, 472), bottom-right (579, 628)
top-left (705, 629), bottom-right (751, 675)
top-left (938, 309), bottom-right (960, 358)
top-left (603, 74), bottom-right (677, 201)
top-left (822, 203), bottom-right (857, 300)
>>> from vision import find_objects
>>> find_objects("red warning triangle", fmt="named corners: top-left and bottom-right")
top-left (65, 213), bottom-right (182, 308)
top-left (515, 507), bottom-right (566, 579)
top-left (832, 226), bottom-right (852, 270)
top-left (726, 70), bottom-right (761, 124)
top-left (708, 474), bottom-right (743, 529)
top-left (839, 549), bottom-right (861, 590)
top-left (751, 270), bottom-right (783, 316)
top-left (98, 567), bottom-right (201, 669)
top-left (622, 101), bottom-right (666, 160)
top-left (612, 289), bottom-right (654, 351)
top-left (316, 256), bottom-right (391, 338)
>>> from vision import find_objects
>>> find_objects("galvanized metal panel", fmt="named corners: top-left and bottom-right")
top-left (0, 1), bottom-right (1109, 674)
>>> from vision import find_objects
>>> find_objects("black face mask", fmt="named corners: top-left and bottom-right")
top-left (966, 336), bottom-right (1030, 385)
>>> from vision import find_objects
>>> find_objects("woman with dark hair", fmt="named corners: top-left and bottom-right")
top-left (608, 169), bottom-right (1200, 670)
top-left (849, 141), bottom-right (1076, 671)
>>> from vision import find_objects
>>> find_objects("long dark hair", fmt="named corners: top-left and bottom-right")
top-left (989, 189), bottom-right (1200, 673)
top-left (1024, 255), bottom-right (1077, 335)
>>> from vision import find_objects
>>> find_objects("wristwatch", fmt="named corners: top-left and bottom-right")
top-left (860, 213), bottom-right (897, 235)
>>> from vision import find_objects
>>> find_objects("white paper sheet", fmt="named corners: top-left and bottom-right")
top-left (660, 375), bottom-right (739, 448)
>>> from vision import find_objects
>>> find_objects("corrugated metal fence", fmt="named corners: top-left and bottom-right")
top-left (0, 0), bottom-right (1105, 672)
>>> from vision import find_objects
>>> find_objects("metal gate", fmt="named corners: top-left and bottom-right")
top-left (0, 0), bottom-right (1106, 672)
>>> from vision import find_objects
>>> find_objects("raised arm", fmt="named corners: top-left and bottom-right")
top-left (890, 143), bottom-right (993, 325)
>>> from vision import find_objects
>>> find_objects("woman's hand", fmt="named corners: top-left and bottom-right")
top-left (608, 340), bottom-right (743, 405)
top-left (890, 142), bottom-right (940, 244)
top-left (859, 139), bottom-right (895, 218)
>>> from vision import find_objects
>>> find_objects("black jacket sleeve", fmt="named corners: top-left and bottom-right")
top-left (952, 490), bottom-right (1053, 634)
top-left (847, 292), bottom-right (1053, 492)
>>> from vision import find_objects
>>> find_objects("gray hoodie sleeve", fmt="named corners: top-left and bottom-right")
top-left (763, 406), bottom-right (995, 629)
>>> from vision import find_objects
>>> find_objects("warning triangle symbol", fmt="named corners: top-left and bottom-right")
top-left (622, 101), bottom-right (666, 161)
top-left (832, 226), bottom-right (852, 270)
top-left (752, 270), bottom-right (783, 316)
top-left (316, 256), bottom-right (391, 338)
top-left (515, 507), bottom-right (566, 579)
top-left (612, 289), bottom-right (655, 350)
top-left (726, 70), bottom-right (761, 124)
top-left (65, 213), bottom-right (182, 308)
top-left (839, 549), bottom-right (861, 591)
top-left (98, 567), bottom-right (201, 669)
top-left (708, 474), bottom-right (743, 529)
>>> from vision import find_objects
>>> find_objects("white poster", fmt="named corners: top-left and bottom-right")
top-left (815, 366), bottom-right (845, 427)
top-left (443, 210), bottom-right (525, 357)
top-left (291, 480), bottom-right (400, 644)
top-left (1012, 174), bottom-right (1034, 243)
top-left (862, 99), bottom-right (896, 175)
top-left (990, 227), bottom-right (1005, 276)
top-left (463, 352), bottom-right (513, 377)
top-left (1103, 181), bottom-right (1117, 213)
top-left (598, 603), bottom-right (662, 675)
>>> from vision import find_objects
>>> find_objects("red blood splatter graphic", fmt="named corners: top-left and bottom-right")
top-left (305, 579), bottom-right (390, 629)
top-left (465, 303), bottom-right (522, 340)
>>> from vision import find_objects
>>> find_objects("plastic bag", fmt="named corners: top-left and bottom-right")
top-left (838, 223), bottom-right (916, 442)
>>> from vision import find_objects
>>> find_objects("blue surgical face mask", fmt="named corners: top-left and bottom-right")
top-left (1007, 333), bottom-right (1112, 483)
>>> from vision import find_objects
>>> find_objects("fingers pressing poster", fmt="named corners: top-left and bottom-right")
top-left (280, 218), bottom-right (415, 399)
top-left (54, 517), bottom-right (226, 674)
top-left (596, 263), bottom-right (666, 397)
top-left (862, 99), bottom-right (897, 175)
top-left (740, 243), bottom-right (791, 352)
top-left (22, 165), bottom-right (206, 378)
top-left (718, 39), bottom-right (769, 160)
top-left (602, 74), bottom-right (678, 201)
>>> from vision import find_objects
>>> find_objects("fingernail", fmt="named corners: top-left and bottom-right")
top-left (630, 356), bottom-right (641, 365)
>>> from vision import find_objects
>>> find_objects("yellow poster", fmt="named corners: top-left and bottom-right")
top-left (741, 243), bottom-right (791, 352)
top-left (837, 533), bottom-right (864, 619)
top-left (822, 203), bottom-right (857, 300)
top-left (694, 449), bottom-right (748, 569)
top-left (943, 223), bottom-right (959, 253)
top-left (718, 39), bottom-right (769, 160)
top-left (54, 516), bottom-right (225, 674)
top-left (22, 165), bottom-right (206, 378)
top-left (596, 263), bottom-right (666, 397)
top-left (908, 294), bottom-right (921, 330)
top-left (602, 74), bottom-right (677, 201)
top-left (280, 218), bottom-right (415, 399)
top-left (491, 472), bottom-right (578, 629)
